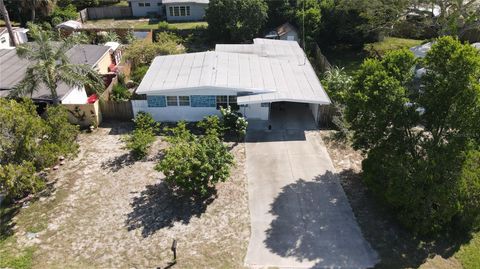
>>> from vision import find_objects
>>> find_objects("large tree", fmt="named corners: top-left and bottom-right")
top-left (346, 36), bottom-right (480, 234)
top-left (10, 25), bottom-right (104, 104)
top-left (205, 0), bottom-right (268, 42)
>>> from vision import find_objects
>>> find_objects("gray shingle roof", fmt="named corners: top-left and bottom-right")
top-left (0, 44), bottom-right (110, 101)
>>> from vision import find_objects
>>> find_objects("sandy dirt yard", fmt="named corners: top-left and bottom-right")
top-left (10, 123), bottom-right (249, 269)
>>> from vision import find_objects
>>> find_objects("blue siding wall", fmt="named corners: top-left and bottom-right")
top-left (191, 95), bottom-right (216, 107)
top-left (147, 95), bottom-right (166, 107)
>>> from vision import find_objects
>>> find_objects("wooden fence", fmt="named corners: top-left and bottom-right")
top-left (312, 43), bottom-right (332, 73)
top-left (100, 100), bottom-right (134, 121)
top-left (80, 6), bottom-right (133, 21)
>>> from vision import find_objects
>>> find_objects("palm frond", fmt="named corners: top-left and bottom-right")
top-left (57, 64), bottom-right (105, 94)
top-left (10, 67), bottom-right (42, 98)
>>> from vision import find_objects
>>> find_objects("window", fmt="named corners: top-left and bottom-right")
top-left (216, 95), bottom-right (238, 110)
top-left (179, 96), bottom-right (190, 106)
top-left (180, 6), bottom-right (186, 16)
top-left (186, 6), bottom-right (190, 16)
top-left (216, 96), bottom-right (228, 109)
top-left (229, 96), bottom-right (239, 110)
top-left (167, 96), bottom-right (178, 106)
top-left (157, 2), bottom-right (161, 6)
top-left (169, 6), bottom-right (173, 16)
top-left (145, 2), bottom-right (150, 6)
top-left (138, 2), bottom-right (144, 7)
top-left (174, 6), bottom-right (180, 16)
top-left (261, 102), bottom-right (270, 107)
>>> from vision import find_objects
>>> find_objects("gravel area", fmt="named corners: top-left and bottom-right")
top-left (12, 123), bottom-right (249, 268)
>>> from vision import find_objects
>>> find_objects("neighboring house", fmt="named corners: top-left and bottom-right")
top-left (0, 27), bottom-right (29, 49)
top-left (133, 38), bottom-right (331, 123)
top-left (410, 41), bottom-right (480, 59)
top-left (265, 22), bottom-right (299, 42)
top-left (163, 0), bottom-right (208, 22)
top-left (128, 0), bottom-right (208, 21)
top-left (0, 44), bottom-right (112, 104)
top-left (128, 0), bottom-right (163, 17)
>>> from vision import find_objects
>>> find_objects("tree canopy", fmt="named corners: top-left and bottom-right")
top-left (205, 0), bottom-right (268, 42)
top-left (346, 36), bottom-right (480, 234)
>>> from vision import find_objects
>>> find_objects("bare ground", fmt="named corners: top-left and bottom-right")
top-left (319, 130), bottom-right (464, 269)
top-left (9, 123), bottom-right (249, 268)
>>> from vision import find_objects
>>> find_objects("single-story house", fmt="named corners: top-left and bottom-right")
top-left (0, 44), bottom-right (112, 104)
top-left (128, 0), bottom-right (163, 17)
top-left (265, 22), bottom-right (299, 42)
top-left (0, 27), bottom-right (29, 49)
top-left (128, 0), bottom-right (208, 21)
top-left (163, 0), bottom-right (208, 22)
top-left (133, 38), bottom-right (331, 123)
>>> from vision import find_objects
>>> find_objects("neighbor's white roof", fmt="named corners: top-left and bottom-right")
top-left (410, 42), bottom-right (433, 58)
top-left (136, 38), bottom-right (330, 105)
top-left (56, 20), bottom-right (82, 29)
top-left (104, 41), bottom-right (120, 51)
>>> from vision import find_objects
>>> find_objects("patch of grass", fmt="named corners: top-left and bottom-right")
top-left (0, 19), bottom-right (20, 27)
top-left (323, 46), bottom-right (366, 75)
top-left (364, 37), bottom-right (424, 57)
top-left (456, 231), bottom-right (480, 269)
top-left (83, 19), bottom-right (208, 30)
top-left (168, 21), bottom-right (208, 30)
top-left (1, 205), bottom-right (35, 269)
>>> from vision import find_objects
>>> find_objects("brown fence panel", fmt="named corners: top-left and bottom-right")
top-left (100, 100), bottom-right (134, 121)
top-left (318, 105), bottom-right (336, 128)
top-left (312, 43), bottom-right (332, 73)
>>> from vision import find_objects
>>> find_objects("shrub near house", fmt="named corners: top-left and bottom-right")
top-left (0, 99), bottom-right (79, 201)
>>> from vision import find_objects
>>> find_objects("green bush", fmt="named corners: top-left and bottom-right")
top-left (122, 130), bottom-right (156, 160)
top-left (111, 83), bottom-right (131, 101)
top-left (220, 106), bottom-right (248, 141)
top-left (133, 112), bottom-right (160, 134)
top-left (50, 4), bottom-right (78, 23)
top-left (123, 112), bottom-right (159, 160)
top-left (197, 115), bottom-right (223, 137)
top-left (131, 65), bottom-right (149, 84)
top-left (0, 162), bottom-right (44, 201)
top-left (0, 99), bottom-right (79, 200)
top-left (156, 122), bottom-right (234, 196)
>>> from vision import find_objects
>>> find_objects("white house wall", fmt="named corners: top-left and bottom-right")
top-left (0, 33), bottom-right (10, 49)
top-left (61, 87), bottom-right (88, 104)
top-left (309, 103), bottom-right (320, 124)
top-left (130, 0), bottom-right (162, 17)
top-left (165, 3), bottom-right (207, 21)
top-left (132, 100), bottom-right (221, 122)
top-left (241, 103), bottom-right (270, 120)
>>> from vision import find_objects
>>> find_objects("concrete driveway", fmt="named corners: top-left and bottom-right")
top-left (245, 103), bottom-right (378, 268)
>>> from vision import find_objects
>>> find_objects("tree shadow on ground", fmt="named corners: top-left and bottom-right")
top-left (125, 182), bottom-right (215, 238)
top-left (101, 153), bottom-right (136, 173)
top-left (264, 171), bottom-right (378, 268)
top-left (100, 121), bottom-right (134, 135)
top-left (337, 169), bottom-right (473, 268)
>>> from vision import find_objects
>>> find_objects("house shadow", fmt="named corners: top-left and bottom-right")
top-left (246, 129), bottom-right (307, 143)
top-left (263, 171), bottom-right (378, 268)
top-left (125, 182), bottom-right (215, 238)
top-left (263, 169), bottom-right (473, 268)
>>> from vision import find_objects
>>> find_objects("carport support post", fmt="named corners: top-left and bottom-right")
top-left (171, 239), bottom-right (177, 262)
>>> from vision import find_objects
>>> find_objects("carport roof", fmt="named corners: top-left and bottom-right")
top-left (136, 39), bottom-right (331, 105)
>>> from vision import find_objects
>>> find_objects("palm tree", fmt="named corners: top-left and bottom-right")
top-left (10, 25), bottom-right (104, 104)
top-left (0, 0), bottom-right (17, 46)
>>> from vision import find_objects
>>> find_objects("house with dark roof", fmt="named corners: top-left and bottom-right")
top-left (265, 23), bottom-right (299, 42)
top-left (0, 44), bottom-right (112, 104)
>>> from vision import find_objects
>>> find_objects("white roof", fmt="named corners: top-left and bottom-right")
top-left (161, 0), bottom-right (209, 4)
top-left (410, 42), bottom-right (433, 58)
top-left (411, 41), bottom-right (480, 58)
top-left (104, 41), bottom-right (120, 51)
top-left (56, 20), bottom-right (82, 29)
top-left (137, 39), bottom-right (330, 105)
